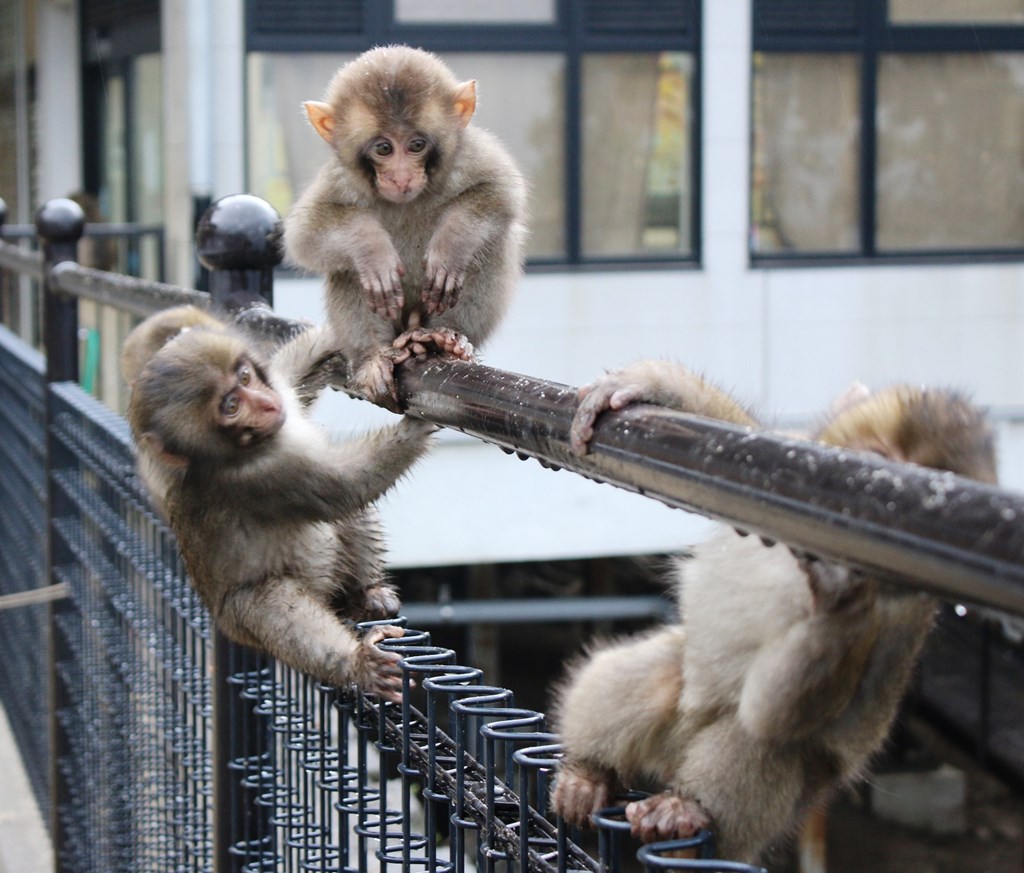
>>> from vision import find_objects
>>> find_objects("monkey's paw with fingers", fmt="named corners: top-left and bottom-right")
top-left (352, 582), bottom-right (401, 622)
top-left (550, 761), bottom-right (616, 828)
top-left (625, 791), bottom-right (712, 845)
top-left (422, 254), bottom-right (465, 316)
top-left (355, 250), bottom-right (406, 323)
top-left (351, 625), bottom-right (406, 703)
top-left (570, 374), bottom-right (648, 456)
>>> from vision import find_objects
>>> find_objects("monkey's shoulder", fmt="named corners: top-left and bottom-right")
top-left (445, 129), bottom-right (527, 200)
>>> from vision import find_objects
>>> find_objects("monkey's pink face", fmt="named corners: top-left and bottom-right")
top-left (216, 358), bottom-right (286, 449)
top-left (365, 132), bottom-right (432, 204)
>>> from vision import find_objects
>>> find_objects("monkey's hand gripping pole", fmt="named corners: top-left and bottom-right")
top-left (390, 357), bottom-right (1024, 616)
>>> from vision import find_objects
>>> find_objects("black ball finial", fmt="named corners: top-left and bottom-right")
top-left (35, 198), bottom-right (86, 243)
top-left (0, 198), bottom-right (7, 229)
top-left (195, 194), bottom-right (283, 271)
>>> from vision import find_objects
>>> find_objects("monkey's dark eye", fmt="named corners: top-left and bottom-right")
top-left (408, 138), bottom-right (428, 154)
top-left (373, 140), bottom-right (393, 157)
top-left (221, 393), bottom-right (241, 417)
top-left (238, 364), bottom-right (252, 386)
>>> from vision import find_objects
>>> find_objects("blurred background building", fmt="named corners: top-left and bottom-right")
top-left (2, 0), bottom-right (1023, 666)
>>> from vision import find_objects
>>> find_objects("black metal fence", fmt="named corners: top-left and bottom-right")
top-left (1, 194), bottom-right (1023, 873)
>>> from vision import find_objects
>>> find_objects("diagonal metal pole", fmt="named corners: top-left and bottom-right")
top-left (395, 357), bottom-right (1024, 616)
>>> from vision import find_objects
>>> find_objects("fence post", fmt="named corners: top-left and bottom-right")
top-left (36, 197), bottom-right (84, 871)
top-left (195, 193), bottom-right (282, 311)
top-left (197, 195), bottom-right (280, 873)
top-left (37, 198), bottom-right (84, 382)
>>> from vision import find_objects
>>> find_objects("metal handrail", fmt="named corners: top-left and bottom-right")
top-left (396, 357), bottom-right (1024, 615)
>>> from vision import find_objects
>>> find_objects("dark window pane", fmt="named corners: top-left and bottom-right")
top-left (877, 53), bottom-right (1024, 251)
top-left (581, 52), bottom-right (694, 259)
top-left (752, 0), bottom-right (862, 39)
top-left (751, 53), bottom-right (860, 254)
top-left (889, 0), bottom-right (1024, 24)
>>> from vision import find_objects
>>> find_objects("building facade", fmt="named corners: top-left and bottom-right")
top-left (3, 0), bottom-right (1023, 567)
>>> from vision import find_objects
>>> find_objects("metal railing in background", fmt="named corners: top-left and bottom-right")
top-left (0, 198), bottom-right (172, 410)
top-left (0, 197), bottom-right (166, 282)
top-left (1, 193), bottom-right (1022, 873)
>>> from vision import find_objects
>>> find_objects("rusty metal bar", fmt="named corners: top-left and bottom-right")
top-left (49, 261), bottom-right (210, 317)
top-left (396, 357), bottom-right (1024, 616)
top-left (0, 221), bottom-right (164, 239)
top-left (0, 238), bottom-right (44, 280)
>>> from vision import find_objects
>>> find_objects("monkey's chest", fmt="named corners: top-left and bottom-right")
top-left (182, 518), bottom-right (328, 587)
top-left (380, 212), bottom-right (434, 291)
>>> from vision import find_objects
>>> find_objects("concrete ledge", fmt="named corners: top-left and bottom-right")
top-left (0, 704), bottom-right (52, 873)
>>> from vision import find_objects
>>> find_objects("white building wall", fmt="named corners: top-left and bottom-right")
top-left (35, 0), bottom-right (83, 202)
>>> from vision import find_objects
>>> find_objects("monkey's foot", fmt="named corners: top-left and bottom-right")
top-left (625, 791), bottom-right (711, 844)
top-left (394, 327), bottom-right (475, 362)
top-left (570, 375), bottom-right (648, 456)
top-left (354, 583), bottom-right (401, 621)
top-left (550, 760), bottom-right (615, 828)
top-left (296, 351), bottom-right (349, 406)
top-left (352, 625), bottom-right (406, 703)
top-left (352, 353), bottom-right (402, 411)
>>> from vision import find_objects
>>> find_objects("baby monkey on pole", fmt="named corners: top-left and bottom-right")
top-left (284, 45), bottom-right (528, 407)
top-left (552, 360), bottom-right (998, 863)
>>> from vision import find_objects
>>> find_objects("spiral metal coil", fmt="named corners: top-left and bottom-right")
top-left (218, 622), bottom-right (768, 873)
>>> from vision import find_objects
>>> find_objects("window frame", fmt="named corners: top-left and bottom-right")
top-left (245, 0), bottom-right (703, 269)
top-left (751, 0), bottom-right (1024, 266)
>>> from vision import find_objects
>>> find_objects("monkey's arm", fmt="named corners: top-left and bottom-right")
top-left (219, 582), bottom-right (405, 700)
top-left (571, 360), bottom-right (760, 454)
top-left (422, 180), bottom-right (520, 316)
top-left (736, 560), bottom-right (881, 741)
top-left (243, 417), bottom-right (436, 522)
top-left (284, 194), bottom-right (405, 322)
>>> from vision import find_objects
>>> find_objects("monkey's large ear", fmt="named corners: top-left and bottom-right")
top-left (303, 101), bottom-right (336, 144)
top-left (452, 80), bottom-right (477, 128)
top-left (141, 432), bottom-right (190, 471)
